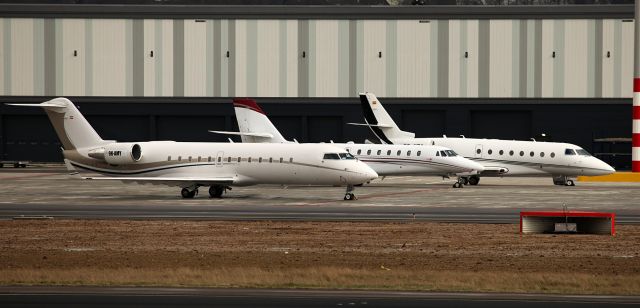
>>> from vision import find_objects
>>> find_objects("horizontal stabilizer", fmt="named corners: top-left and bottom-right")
top-left (6, 103), bottom-right (67, 108)
top-left (208, 130), bottom-right (274, 138)
top-left (346, 122), bottom-right (394, 128)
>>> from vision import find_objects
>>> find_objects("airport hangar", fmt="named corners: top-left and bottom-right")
top-left (0, 4), bottom-right (633, 170)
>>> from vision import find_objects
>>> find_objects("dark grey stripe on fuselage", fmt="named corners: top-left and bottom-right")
top-left (468, 156), bottom-right (607, 173)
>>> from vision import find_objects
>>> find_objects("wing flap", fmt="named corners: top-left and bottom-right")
top-left (82, 176), bottom-right (235, 186)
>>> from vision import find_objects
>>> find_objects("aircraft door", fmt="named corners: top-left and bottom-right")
top-left (475, 144), bottom-right (483, 158)
top-left (215, 151), bottom-right (224, 167)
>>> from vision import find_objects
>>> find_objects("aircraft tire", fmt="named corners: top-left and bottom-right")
top-left (468, 176), bottom-right (480, 186)
top-left (566, 179), bottom-right (575, 186)
top-left (181, 188), bottom-right (196, 199)
top-left (209, 185), bottom-right (224, 198)
top-left (344, 193), bottom-right (355, 201)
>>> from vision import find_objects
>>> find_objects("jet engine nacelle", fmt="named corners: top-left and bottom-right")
top-left (99, 143), bottom-right (143, 165)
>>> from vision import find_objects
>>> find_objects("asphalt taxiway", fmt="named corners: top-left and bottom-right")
top-left (1, 166), bottom-right (639, 223)
top-left (0, 287), bottom-right (638, 308)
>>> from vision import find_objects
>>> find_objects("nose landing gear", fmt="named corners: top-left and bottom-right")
top-left (344, 184), bottom-right (357, 201)
top-left (553, 175), bottom-right (576, 186)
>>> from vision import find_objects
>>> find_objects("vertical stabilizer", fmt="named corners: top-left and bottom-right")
top-left (7, 97), bottom-right (105, 150)
top-left (359, 93), bottom-right (415, 144)
top-left (232, 98), bottom-right (289, 143)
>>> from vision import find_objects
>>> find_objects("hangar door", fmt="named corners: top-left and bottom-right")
top-left (307, 116), bottom-right (342, 143)
top-left (470, 111), bottom-right (532, 140)
top-left (401, 110), bottom-right (446, 138)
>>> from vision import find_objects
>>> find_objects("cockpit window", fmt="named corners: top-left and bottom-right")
top-left (444, 150), bottom-right (458, 157)
top-left (339, 153), bottom-right (356, 160)
top-left (436, 151), bottom-right (440, 156)
top-left (439, 150), bottom-right (447, 157)
top-left (323, 153), bottom-right (340, 160)
top-left (564, 149), bottom-right (576, 155)
top-left (575, 149), bottom-right (592, 156)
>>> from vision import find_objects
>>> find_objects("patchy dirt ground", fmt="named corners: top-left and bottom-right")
top-left (1, 220), bottom-right (639, 294)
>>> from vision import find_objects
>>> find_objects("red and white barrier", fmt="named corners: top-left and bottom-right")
top-left (634, 2), bottom-right (640, 172)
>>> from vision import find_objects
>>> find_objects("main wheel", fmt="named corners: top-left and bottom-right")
top-left (209, 185), bottom-right (224, 198)
top-left (344, 193), bottom-right (355, 201)
top-left (468, 176), bottom-right (480, 186)
top-left (566, 179), bottom-right (575, 186)
top-left (181, 188), bottom-right (196, 199)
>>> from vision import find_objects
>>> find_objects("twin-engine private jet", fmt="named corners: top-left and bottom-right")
top-left (7, 98), bottom-right (378, 200)
top-left (211, 98), bottom-right (485, 188)
top-left (352, 92), bottom-right (615, 186)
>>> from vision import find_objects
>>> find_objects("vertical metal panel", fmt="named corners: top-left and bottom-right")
top-left (534, 20), bottom-right (542, 97)
top-left (518, 20), bottom-right (527, 97)
top-left (183, 19), bottom-right (207, 96)
top-left (297, 20), bottom-right (309, 97)
top-left (285, 20), bottom-right (298, 97)
top-left (349, 20), bottom-right (357, 96)
top-left (172, 19), bottom-right (184, 97)
top-left (33, 18), bottom-right (44, 96)
top-left (552, 19), bottom-right (565, 97)
top-left (44, 18), bottom-right (56, 96)
top-left (11, 19), bottom-right (35, 95)
top-left (511, 20), bottom-right (520, 97)
top-left (206, 20), bottom-right (214, 97)
top-left (338, 20), bottom-right (349, 97)
top-left (465, 20), bottom-right (479, 97)
top-left (279, 20), bottom-right (288, 97)
top-left (220, 20), bottom-right (229, 97)
top-left (459, 20), bottom-right (468, 97)
top-left (362, 20), bottom-right (386, 96)
top-left (84, 19), bottom-right (92, 96)
top-left (0, 19), bottom-right (6, 95)
top-left (525, 20), bottom-right (535, 97)
top-left (313, 20), bottom-right (339, 97)
top-left (587, 20), bottom-right (597, 98)
top-left (61, 19), bottom-right (85, 96)
top-left (246, 19), bottom-right (257, 96)
top-left (601, 19), bottom-right (615, 97)
top-left (143, 19), bottom-right (156, 96)
top-left (437, 20), bottom-right (449, 97)
top-left (233, 19), bottom-right (247, 96)
top-left (489, 20), bottom-right (512, 97)
top-left (594, 20), bottom-right (603, 98)
top-left (477, 20), bottom-right (489, 98)
top-left (132, 19), bottom-right (144, 97)
top-left (540, 20), bottom-right (554, 98)
top-left (125, 19), bottom-right (133, 96)
top-left (256, 20), bottom-right (279, 97)
top-left (385, 20), bottom-right (397, 97)
top-left (308, 20), bottom-right (316, 96)
top-left (396, 20), bottom-right (429, 98)
top-left (620, 19), bottom-right (633, 98)
top-left (613, 19), bottom-right (622, 98)
top-left (448, 20), bottom-right (461, 97)
top-left (213, 20), bottom-right (222, 97)
top-left (356, 20), bottom-right (364, 94)
top-left (160, 20), bottom-right (173, 96)
top-left (92, 19), bottom-right (127, 96)
top-left (564, 20), bottom-right (587, 97)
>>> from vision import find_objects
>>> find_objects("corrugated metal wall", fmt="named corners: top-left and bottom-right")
top-left (0, 18), bottom-right (634, 98)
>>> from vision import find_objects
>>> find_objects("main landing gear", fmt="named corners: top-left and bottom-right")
top-left (344, 184), bottom-right (357, 201)
top-left (181, 185), bottom-right (232, 199)
top-left (181, 187), bottom-right (198, 199)
top-left (209, 185), bottom-right (231, 198)
top-left (452, 175), bottom-right (480, 188)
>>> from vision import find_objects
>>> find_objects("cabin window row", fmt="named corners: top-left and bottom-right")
top-left (476, 149), bottom-right (556, 158)
top-left (355, 149), bottom-right (422, 157)
top-left (167, 156), bottom-right (294, 163)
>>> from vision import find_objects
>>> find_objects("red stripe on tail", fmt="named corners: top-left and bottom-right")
top-left (232, 98), bottom-right (265, 115)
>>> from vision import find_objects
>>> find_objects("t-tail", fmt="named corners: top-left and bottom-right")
top-left (210, 98), bottom-right (290, 143)
top-left (348, 92), bottom-right (415, 144)
top-left (7, 98), bottom-right (108, 151)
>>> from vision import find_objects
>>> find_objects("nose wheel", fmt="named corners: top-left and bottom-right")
top-left (344, 185), bottom-right (357, 201)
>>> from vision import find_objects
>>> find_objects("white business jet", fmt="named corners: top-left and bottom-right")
top-left (351, 93), bottom-right (615, 186)
top-left (211, 98), bottom-right (485, 189)
top-left (7, 98), bottom-right (378, 200)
